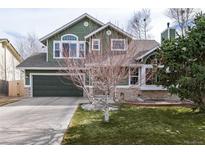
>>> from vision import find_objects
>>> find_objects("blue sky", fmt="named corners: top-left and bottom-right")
top-left (0, 8), bottom-right (171, 45)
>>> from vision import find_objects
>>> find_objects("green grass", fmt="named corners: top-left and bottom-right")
top-left (62, 105), bottom-right (205, 145)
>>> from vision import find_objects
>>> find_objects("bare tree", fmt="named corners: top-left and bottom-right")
top-left (16, 33), bottom-right (45, 59)
top-left (59, 34), bottom-right (157, 122)
top-left (166, 8), bottom-right (199, 36)
top-left (127, 9), bottom-right (152, 39)
top-left (59, 35), bottom-right (143, 122)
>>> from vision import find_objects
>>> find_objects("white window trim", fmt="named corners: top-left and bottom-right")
top-left (128, 67), bottom-right (140, 86)
top-left (139, 64), bottom-right (166, 90)
top-left (53, 40), bottom-right (86, 59)
top-left (111, 39), bottom-right (126, 51)
top-left (79, 41), bottom-right (86, 58)
top-left (61, 34), bottom-right (78, 41)
top-left (53, 40), bottom-right (61, 58)
top-left (130, 74), bottom-right (139, 85)
top-left (139, 85), bottom-right (167, 91)
top-left (92, 39), bottom-right (100, 51)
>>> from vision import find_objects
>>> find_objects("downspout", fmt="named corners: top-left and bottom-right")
top-left (4, 43), bottom-right (7, 81)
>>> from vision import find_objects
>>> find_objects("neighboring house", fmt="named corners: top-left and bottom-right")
top-left (0, 39), bottom-right (23, 95)
top-left (17, 13), bottom-right (168, 99)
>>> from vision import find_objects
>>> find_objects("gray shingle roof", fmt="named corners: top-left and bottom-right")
top-left (17, 53), bottom-right (65, 68)
top-left (133, 40), bottom-right (159, 59)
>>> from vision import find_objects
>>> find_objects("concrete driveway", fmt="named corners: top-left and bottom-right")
top-left (0, 97), bottom-right (81, 145)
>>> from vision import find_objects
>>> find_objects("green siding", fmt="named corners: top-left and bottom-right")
top-left (90, 26), bottom-right (132, 54)
top-left (161, 28), bottom-right (176, 43)
top-left (47, 17), bottom-right (102, 61)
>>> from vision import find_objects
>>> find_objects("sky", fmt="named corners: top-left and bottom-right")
top-left (0, 8), bottom-right (172, 47)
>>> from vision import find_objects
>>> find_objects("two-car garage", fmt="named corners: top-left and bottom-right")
top-left (32, 75), bottom-right (83, 97)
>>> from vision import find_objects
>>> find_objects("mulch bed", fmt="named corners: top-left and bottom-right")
top-left (126, 99), bottom-right (194, 107)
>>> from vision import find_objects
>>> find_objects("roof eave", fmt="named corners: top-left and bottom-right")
top-left (84, 22), bottom-right (135, 39)
top-left (0, 39), bottom-right (23, 62)
top-left (135, 46), bottom-right (160, 60)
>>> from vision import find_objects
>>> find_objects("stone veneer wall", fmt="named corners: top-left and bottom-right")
top-left (24, 87), bottom-right (31, 97)
top-left (115, 87), bottom-right (141, 101)
top-left (113, 88), bottom-right (179, 101)
top-left (140, 90), bottom-right (179, 100)
top-left (24, 85), bottom-right (178, 101)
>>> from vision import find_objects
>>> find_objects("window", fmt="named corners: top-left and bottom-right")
top-left (54, 42), bottom-right (60, 57)
top-left (130, 68), bottom-right (139, 85)
top-left (69, 43), bottom-right (77, 57)
top-left (111, 39), bottom-right (126, 51)
top-left (146, 68), bottom-right (158, 85)
top-left (61, 34), bottom-right (78, 41)
top-left (62, 43), bottom-right (69, 57)
top-left (92, 39), bottom-right (100, 51)
top-left (79, 42), bottom-right (85, 57)
top-left (61, 42), bottom-right (78, 58)
top-left (53, 34), bottom-right (85, 59)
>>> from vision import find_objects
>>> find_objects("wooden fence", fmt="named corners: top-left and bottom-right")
top-left (8, 80), bottom-right (24, 97)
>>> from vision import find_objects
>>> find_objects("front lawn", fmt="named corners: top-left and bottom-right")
top-left (62, 105), bottom-right (205, 145)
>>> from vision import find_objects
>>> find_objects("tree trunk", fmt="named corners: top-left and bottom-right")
top-left (104, 94), bottom-right (110, 122)
top-left (104, 106), bottom-right (109, 122)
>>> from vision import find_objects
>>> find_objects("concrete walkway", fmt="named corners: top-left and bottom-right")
top-left (0, 97), bottom-right (81, 145)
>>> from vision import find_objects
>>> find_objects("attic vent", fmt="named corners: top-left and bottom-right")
top-left (84, 21), bottom-right (89, 27)
top-left (106, 30), bottom-right (112, 36)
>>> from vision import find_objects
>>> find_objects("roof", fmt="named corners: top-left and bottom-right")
top-left (0, 38), bottom-right (23, 62)
top-left (17, 53), bottom-right (65, 68)
top-left (40, 13), bottom-right (104, 42)
top-left (95, 40), bottom-right (159, 66)
top-left (133, 40), bottom-right (160, 60)
top-left (17, 40), bottom-right (159, 69)
top-left (85, 22), bottom-right (135, 39)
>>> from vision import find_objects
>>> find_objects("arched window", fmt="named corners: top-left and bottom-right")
top-left (61, 34), bottom-right (78, 41)
top-left (54, 34), bottom-right (85, 59)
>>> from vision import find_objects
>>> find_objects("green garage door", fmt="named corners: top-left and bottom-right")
top-left (33, 75), bottom-right (83, 97)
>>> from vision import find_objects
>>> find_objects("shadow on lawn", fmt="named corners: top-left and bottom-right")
top-left (62, 106), bottom-right (205, 145)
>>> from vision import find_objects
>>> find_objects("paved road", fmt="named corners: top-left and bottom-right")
top-left (0, 97), bottom-right (81, 145)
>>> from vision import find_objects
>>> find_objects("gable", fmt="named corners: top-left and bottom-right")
top-left (41, 13), bottom-right (104, 44)
top-left (47, 17), bottom-right (102, 61)
top-left (47, 16), bottom-right (102, 42)
top-left (86, 25), bottom-right (133, 54)
top-left (142, 50), bottom-right (158, 64)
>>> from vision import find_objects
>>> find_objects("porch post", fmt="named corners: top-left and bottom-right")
top-left (141, 65), bottom-right (146, 85)
top-left (128, 67), bottom-right (131, 85)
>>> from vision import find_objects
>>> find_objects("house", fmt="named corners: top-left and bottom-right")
top-left (17, 13), bottom-right (169, 100)
top-left (0, 38), bottom-right (23, 95)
